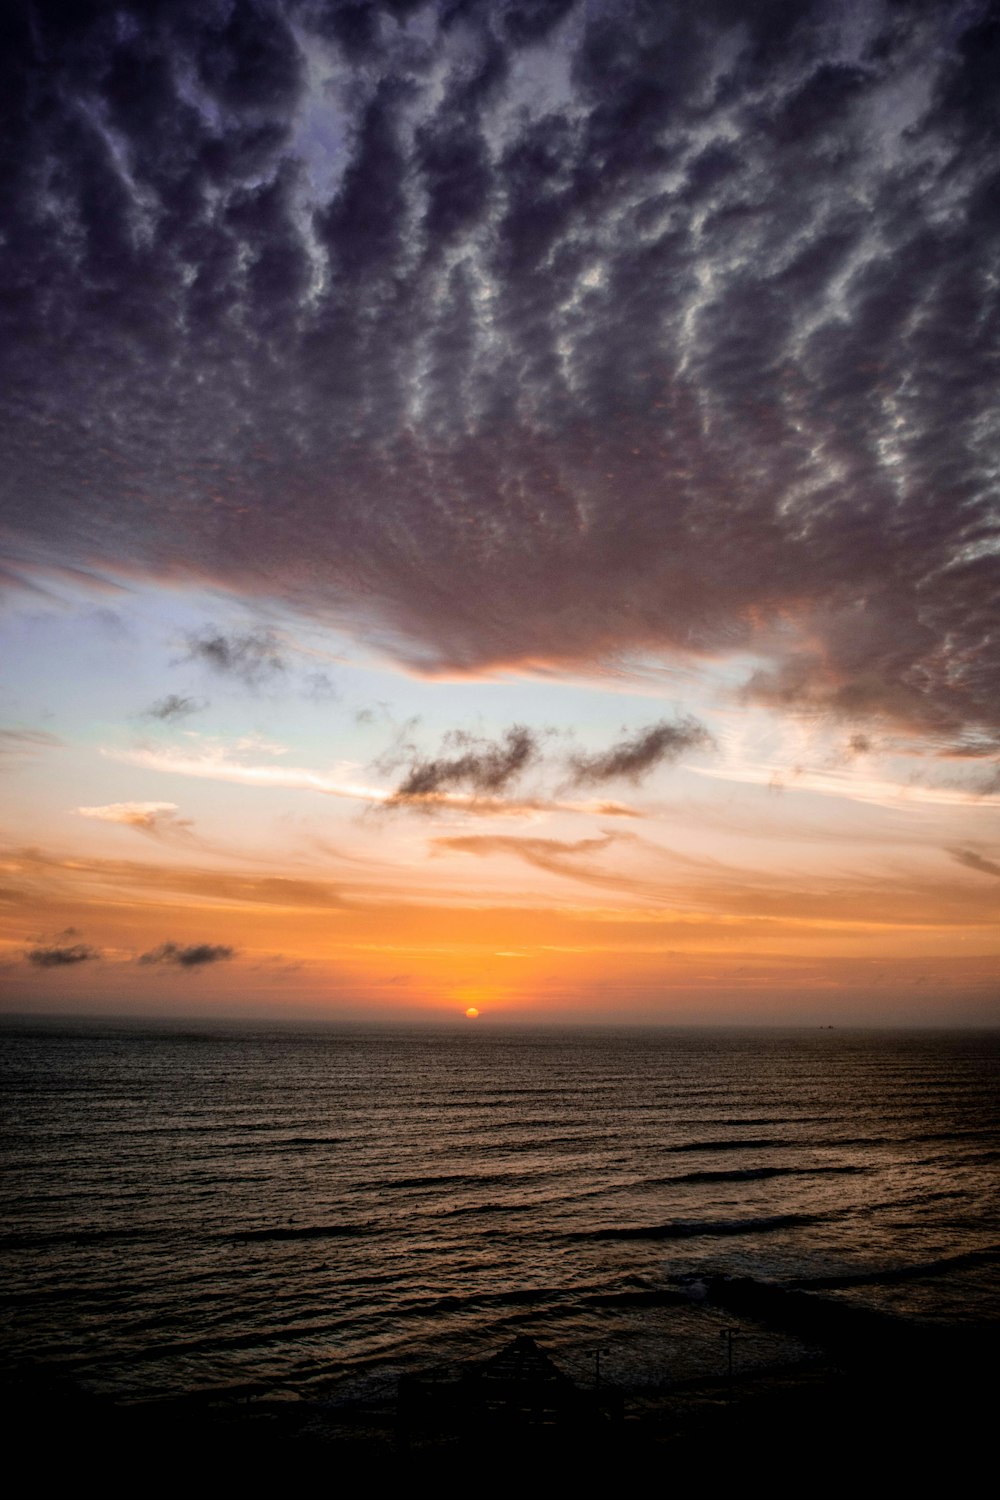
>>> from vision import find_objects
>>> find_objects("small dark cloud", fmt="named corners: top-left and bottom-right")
top-left (139, 942), bottom-right (237, 968)
top-left (389, 724), bottom-right (540, 804)
top-left (182, 629), bottom-right (285, 687)
top-left (568, 717), bottom-right (713, 786)
top-left (949, 848), bottom-right (1000, 880)
top-left (27, 940), bottom-right (100, 967)
top-left (302, 670), bottom-right (338, 701)
top-left (825, 730), bottom-right (877, 768)
top-left (356, 702), bottom-right (393, 727)
top-left (144, 695), bottom-right (205, 721)
top-left (89, 607), bottom-right (130, 640)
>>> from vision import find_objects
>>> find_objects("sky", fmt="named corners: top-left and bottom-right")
top-left (1, 0), bottom-right (997, 1024)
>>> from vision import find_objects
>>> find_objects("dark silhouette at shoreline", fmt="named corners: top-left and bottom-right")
top-left (7, 1287), bottom-right (995, 1485)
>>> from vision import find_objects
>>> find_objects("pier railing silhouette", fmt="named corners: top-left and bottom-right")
top-left (397, 1333), bottom-right (622, 1450)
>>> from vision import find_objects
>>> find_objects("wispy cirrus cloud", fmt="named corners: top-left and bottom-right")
top-left (0, 728), bottom-right (64, 763)
top-left (432, 832), bottom-right (639, 890)
top-left (688, 763), bottom-right (1000, 811)
top-left (6, 846), bottom-right (348, 911)
top-left (103, 743), bottom-right (394, 802)
top-left (101, 743), bottom-right (640, 818)
top-left (77, 802), bottom-right (194, 838)
top-left (430, 832), bottom-right (1000, 929)
top-left (949, 848), bottom-right (1000, 880)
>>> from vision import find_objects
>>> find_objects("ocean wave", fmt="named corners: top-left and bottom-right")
top-left (228, 1223), bottom-right (370, 1243)
top-left (571, 1212), bottom-right (825, 1241)
top-left (664, 1137), bottom-right (791, 1153)
top-left (649, 1164), bottom-right (869, 1185)
top-left (789, 1244), bottom-right (1000, 1290)
top-left (0, 1224), bottom-right (153, 1251)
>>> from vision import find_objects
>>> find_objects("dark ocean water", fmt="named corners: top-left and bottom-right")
top-left (1, 1023), bottom-right (997, 1404)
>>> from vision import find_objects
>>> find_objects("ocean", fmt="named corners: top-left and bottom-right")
top-left (2, 1022), bottom-right (997, 1406)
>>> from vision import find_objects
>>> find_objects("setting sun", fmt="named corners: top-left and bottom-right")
top-left (465, 1007), bottom-right (480, 1019)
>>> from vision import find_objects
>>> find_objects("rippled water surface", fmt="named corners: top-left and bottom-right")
top-left (2, 1023), bottom-right (997, 1400)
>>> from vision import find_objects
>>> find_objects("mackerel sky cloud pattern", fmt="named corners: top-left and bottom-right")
top-left (2, 0), bottom-right (997, 753)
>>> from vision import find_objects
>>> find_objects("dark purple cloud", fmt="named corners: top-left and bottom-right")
top-left (144, 694), bottom-right (205, 721)
top-left (27, 941), bottom-right (100, 968)
top-left (387, 723), bottom-right (540, 803)
top-left (949, 848), bottom-right (1000, 881)
top-left (568, 717), bottom-right (713, 785)
top-left (2, 2), bottom-right (998, 743)
top-left (139, 942), bottom-right (236, 967)
top-left (182, 628), bottom-right (286, 686)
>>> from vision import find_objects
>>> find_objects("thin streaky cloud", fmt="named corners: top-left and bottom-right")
top-left (688, 764), bottom-right (1000, 811)
top-left (104, 745), bottom-right (388, 801)
top-left (949, 848), bottom-right (1000, 880)
top-left (77, 802), bottom-right (195, 838)
top-left (101, 746), bottom-right (640, 818)
top-left (7, 845), bottom-right (349, 911)
top-left (0, 728), bottom-right (64, 757)
top-left (432, 832), bottom-right (657, 895)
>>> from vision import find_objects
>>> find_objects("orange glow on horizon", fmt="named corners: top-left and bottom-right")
top-left (5, 815), bottom-right (998, 1024)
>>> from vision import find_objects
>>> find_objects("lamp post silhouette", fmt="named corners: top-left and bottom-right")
top-left (720, 1326), bottom-right (741, 1390)
top-left (594, 1347), bottom-right (610, 1388)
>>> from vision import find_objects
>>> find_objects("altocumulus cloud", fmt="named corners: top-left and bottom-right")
top-left (1, 2), bottom-right (998, 750)
top-left (139, 943), bottom-right (237, 968)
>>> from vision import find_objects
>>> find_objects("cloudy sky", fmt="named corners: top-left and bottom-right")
top-left (2, 0), bottom-right (997, 1022)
